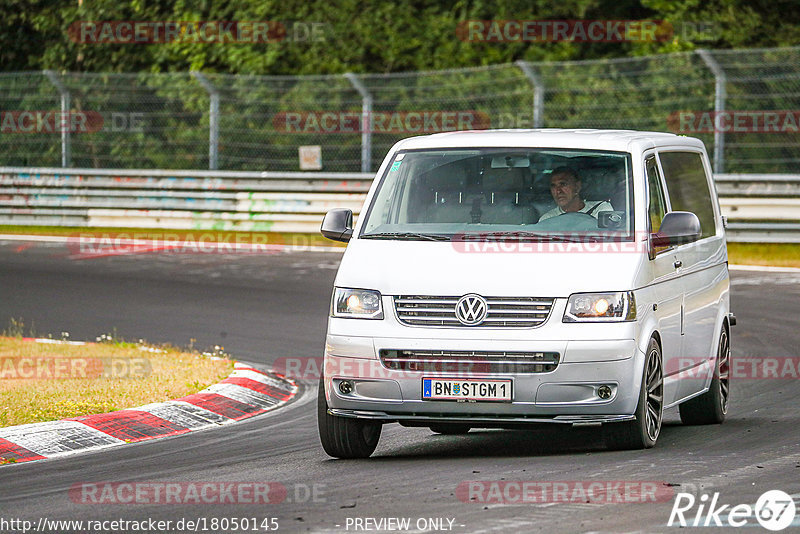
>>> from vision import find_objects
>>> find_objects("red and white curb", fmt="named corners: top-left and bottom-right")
top-left (0, 362), bottom-right (298, 465)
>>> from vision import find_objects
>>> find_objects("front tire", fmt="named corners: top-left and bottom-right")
top-left (679, 326), bottom-right (729, 425)
top-left (317, 378), bottom-right (381, 459)
top-left (605, 337), bottom-right (663, 450)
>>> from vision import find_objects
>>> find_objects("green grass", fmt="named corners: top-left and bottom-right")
top-left (0, 225), bottom-right (345, 248)
top-left (727, 243), bottom-right (800, 268)
top-left (2, 225), bottom-right (797, 266)
top-left (0, 335), bottom-right (233, 428)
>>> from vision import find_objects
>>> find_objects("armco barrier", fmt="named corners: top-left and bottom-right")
top-left (715, 174), bottom-right (800, 242)
top-left (0, 167), bottom-right (371, 234)
top-left (0, 167), bottom-right (798, 241)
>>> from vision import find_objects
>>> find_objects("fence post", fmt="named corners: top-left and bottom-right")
top-left (515, 60), bottom-right (544, 128)
top-left (696, 49), bottom-right (726, 174)
top-left (43, 70), bottom-right (71, 167)
top-left (191, 71), bottom-right (220, 170)
top-left (344, 73), bottom-right (372, 173)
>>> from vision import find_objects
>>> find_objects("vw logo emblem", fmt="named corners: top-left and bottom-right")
top-left (455, 294), bottom-right (488, 326)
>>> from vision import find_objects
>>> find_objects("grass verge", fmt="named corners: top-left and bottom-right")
top-left (0, 225), bottom-right (346, 249)
top-left (727, 243), bottom-right (800, 268)
top-left (2, 225), bottom-right (797, 266)
top-left (0, 335), bottom-right (234, 427)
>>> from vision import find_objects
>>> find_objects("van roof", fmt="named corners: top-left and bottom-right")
top-left (394, 129), bottom-right (704, 153)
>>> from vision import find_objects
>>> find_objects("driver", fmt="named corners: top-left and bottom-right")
top-left (539, 167), bottom-right (613, 221)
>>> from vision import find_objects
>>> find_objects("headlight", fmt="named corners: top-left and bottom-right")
top-left (332, 288), bottom-right (384, 319)
top-left (563, 291), bottom-right (636, 322)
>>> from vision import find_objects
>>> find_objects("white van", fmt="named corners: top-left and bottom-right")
top-left (317, 129), bottom-right (734, 458)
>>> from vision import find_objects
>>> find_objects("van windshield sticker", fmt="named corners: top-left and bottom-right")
top-left (390, 161), bottom-right (402, 171)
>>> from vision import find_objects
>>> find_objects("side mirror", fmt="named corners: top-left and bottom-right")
top-left (321, 208), bottom-right (354, 242)
top-left (651, 211), bottom-right (701, 248)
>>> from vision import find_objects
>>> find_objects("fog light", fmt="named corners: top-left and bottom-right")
top-left (338, 380), bottom-right (354, 395)
top-left (597, 385), bottom-right (613, 400)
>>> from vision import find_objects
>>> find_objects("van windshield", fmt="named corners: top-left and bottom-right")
top-left (359, 148), bottom-right (634, 240)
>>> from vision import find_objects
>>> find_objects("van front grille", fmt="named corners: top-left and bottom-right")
top-left (393, 295), bottom-right (554, 328)
top-left (379, 349), bottom-right (559, 374)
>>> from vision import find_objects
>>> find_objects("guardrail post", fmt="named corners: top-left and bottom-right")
top-left (43, 70), bottom-right (71, 167)
top-left (191, 71), bottom-right (220, 170)
top-left (344, 73), bottom-right (372, 173)
top-left (696, 50), bottom-right (726, 174)
top-left (515, 60), bottom-right (544, 128)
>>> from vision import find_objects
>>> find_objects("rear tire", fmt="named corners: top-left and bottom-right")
top-left (605, 337), bottom-right (663, 450)
top-left (429, 424), bottom-right (471, 435)
top-left (317, 378), bottom-right (381, 458)
top-left (679, 326), bottom-right (729, 425)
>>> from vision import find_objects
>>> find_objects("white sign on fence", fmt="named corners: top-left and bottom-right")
top-left (299, 145), bottom-right (322, 170)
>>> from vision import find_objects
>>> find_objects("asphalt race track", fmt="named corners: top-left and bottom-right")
top-left (1, 241), bottom-right (799, 533)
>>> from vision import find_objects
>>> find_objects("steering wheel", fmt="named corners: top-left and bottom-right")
top-left (554, 211), bottom-right (599, 230)
top-left (558, 211), bottom-right (596, 221)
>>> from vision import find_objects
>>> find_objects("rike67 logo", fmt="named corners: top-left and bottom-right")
top-left (669, 490), bottom-right (796, 530)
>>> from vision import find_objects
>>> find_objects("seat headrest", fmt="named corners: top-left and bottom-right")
top-left (481, 167), bottom-right (525, 191)
top-left (424, 165), bottom-right (467, 191)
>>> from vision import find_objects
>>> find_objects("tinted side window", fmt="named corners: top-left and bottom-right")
top-left (659, 151), bottom-right (717, 239)
top-left (645, 156), bottom-right (666, 233)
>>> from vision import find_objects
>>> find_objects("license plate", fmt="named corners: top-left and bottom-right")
top-left (422, 378), bottom-right (512, 402)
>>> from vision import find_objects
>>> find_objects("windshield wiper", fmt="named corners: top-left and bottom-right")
top-left (459, 231), bottom-right (594, 243)
top-left (360, 232), bottom-right (451, 241)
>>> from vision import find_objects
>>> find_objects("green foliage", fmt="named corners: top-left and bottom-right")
top-left (2, 0), bottom-right (797, 75)
top-left (639, 0), bottom-right (800, 54)
top-left (2, 1), bottom-right (799, 173)
top-left (3, 318), bottom-right (25, 338)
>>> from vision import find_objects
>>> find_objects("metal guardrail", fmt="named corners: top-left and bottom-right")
top-left (714, 174), bottom-right (800, 196)
top-left (1, 167), bottom-right (798, 241)
top-left (0, 167), bottom-right (371, 233)
top-left (715, 174), bottom-right (800, 242)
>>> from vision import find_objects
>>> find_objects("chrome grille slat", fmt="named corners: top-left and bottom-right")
top-left (396, 307), bottom-right (459, 313)
top-left (483, 310), bottom-right (550, 315)
top-left (481, 316), bottom-right (546, 322)
top-left (384, 350), bottom-right (559, 360)
top-left (394, 295), bottom-right (554, 328)
top-left (486, 301), bottom-right (553, 306)
top-left (394, 298), bottom-right (458, 304)
top-left (379, 349), bottom-right (560, 374)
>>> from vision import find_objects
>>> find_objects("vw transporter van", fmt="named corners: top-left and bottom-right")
top-left (317, 129), bottom-right (733, 458)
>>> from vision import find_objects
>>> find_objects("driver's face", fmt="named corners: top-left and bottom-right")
top-left (550, 173), bottom-right (581, 210)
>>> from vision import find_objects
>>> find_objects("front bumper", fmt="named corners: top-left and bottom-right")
top-left (328, 409), bottom-right (635, 426)
top-left (323, 338), bottom-right (645, 424)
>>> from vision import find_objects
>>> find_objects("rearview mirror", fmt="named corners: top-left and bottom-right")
top-left (651, 211), bottom-right (701, 248)
top-left (321, 209), bottom-right (354, 242)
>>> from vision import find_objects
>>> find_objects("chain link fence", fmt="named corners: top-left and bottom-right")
top-left (2, 46), bottom-right (800, 173)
